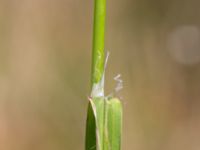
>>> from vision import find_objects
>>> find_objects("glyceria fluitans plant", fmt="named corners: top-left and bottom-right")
top-left (85, 0), bottom-right (122, 149)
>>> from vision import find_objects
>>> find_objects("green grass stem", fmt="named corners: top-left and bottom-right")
top-left (85, 0), bottom-right (122, 150)
top-left (91, 0), bottom-right (106, 87)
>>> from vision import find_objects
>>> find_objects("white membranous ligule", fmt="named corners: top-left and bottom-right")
top-left (91, 52), bottom-right (110, 98)
top-left (91, 51), bottom-right (123, 99)
top-left (106, 74), bottom-right (123, 100)
top-left (114, 74), bottom-right (123, 93)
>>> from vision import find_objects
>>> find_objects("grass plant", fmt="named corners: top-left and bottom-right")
top-left (85, 0), bottom-right (123, 150)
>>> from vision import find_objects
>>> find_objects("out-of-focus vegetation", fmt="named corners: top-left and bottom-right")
top-left (0, 0), bottom-right (200, 150)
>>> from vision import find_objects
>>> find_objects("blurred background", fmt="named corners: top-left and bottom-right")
top-left (0, 0), bottom-right (200, 149)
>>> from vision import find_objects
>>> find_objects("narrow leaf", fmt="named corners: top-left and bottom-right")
top-left (106, 98), bottom-right (122, 150)
top-left (85, 97), bottom-right (122, 150)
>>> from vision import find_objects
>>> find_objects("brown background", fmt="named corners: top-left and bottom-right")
top-left (0, 0), bottom-right (200, 149)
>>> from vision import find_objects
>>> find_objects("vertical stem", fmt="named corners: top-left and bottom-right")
top-left (91, 0), bottom-right (106, 87)
top-left (86, 1), bottom-right (122, 150)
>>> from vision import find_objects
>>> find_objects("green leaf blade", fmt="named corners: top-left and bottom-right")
top-left (85, 97), bottom-right (122, 150)
top-left (85, 97), bottom-right (105, 150)
top-left (107, 98), bottom-right (122, 150)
